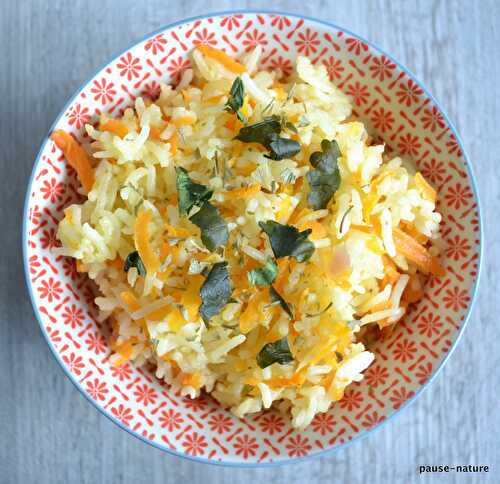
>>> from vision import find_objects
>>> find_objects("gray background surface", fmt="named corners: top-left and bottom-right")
top-left (1, 1), bottom-right (498, 483)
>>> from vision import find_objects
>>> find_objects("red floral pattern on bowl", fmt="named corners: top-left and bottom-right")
top-left (23, 11), bottom-right (482, 465)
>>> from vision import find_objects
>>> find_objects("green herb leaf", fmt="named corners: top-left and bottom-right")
top-left (284, 121), bottom-right (298, 134)
top-left (306, 139), bottom-right (341, 210)
top-left (175, 167), bottom-right (213, 216)
top-left (256, 336), bottom-right (294, 368)
top-left (265, 137), bottom-right (301, 161)
top-left (259, 220), bottom-right (315, 262)
top-left (247, 257), bottom-right (278, 286)
top-left (199, 262), bottom-right (232, 324)
top-left (234, 115), bottom-right (281, 145)
top-left (189, 202), bottom-right (229, 252)
top-left (225, 77), bottom-right (246, 123)
top-left (124, 251), bottom-right (146, 277)
top-left (269, 285), bottom-right (293, 318)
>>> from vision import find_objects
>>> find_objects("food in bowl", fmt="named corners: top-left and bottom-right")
top-left (53, 45), bottom-right (443, 429)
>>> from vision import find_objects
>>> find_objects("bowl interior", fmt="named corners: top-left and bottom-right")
top-left (24, 11), bottom-right (481, 465)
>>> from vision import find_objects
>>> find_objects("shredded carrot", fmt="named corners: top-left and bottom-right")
top-left (392, 227), bottom-right (444, 275)
top-left (164, 223), bottom-right (190, 238)
top-left (168, 132), bottom-right (178, 156)
top-left (402, 274), bottom-right (425, 304)
top-left (134, 210), bottom-right (160, 274)
top-left (180, 275), bottom-right (203, 321)
top-left (181, 89), bottom-right (191, 103)
top-left (380, 255), bottom-right (400, 287)
top-left (120, 291), bottom-right (141, 312)
top-left (266, 373), bottom-right (305, 389)
top-left (369, 299), bottom-right (393, 313)
top-left (196, 45), bottom-right (247, 74)
top-left (108, 256), bottom-right (123, 270)
top-left (181, 372), bottom-right (201, 389)
top-left (223, 184), bottom-right (261, 200)
top-left (298, 219), bottom-right (327, 241)
top-left (99, 119), bottom-right (129, 138)
top-left (149, 126), bottom-right (162, 140)
top-left (224, 117), bottom-right (243, 133)
top-left (111, 340), bottom-right (134, 366)
top-left (239, 290), bottom-right (268, 334)
top-left (76, 260), bottom-right (87, 273)
top-left (414, 172), bottom-right (437, 202)
top-left (351, 223), bottom-right (373, 234)
top-left (166, 307), bottom-right (187, 332)
top-left (400, 221), bottom-right (429, 245)
top-left (204, 94), bottom-right (225, 105)
top-left (172, 116), bottom-right (196, 127)
top-left (51, 130), bottom-right (94, 193)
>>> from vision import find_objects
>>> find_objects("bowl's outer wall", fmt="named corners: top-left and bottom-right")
top-left (23, 11), bottom-right (481, 466)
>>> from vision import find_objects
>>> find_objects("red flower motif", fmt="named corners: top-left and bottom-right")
top-left (182, 432), bottom-right (208, 456)
top-left (397, 133), bottom-right (422, 156)
top-left (364, 364), bottom-right (389, 387)
top-left (62, 257), bottom-right (79, 280)
top-left (29, 205), bottom-right (42, 226)
top-left (29, 255), bottom-right (41, 274)
top-left (182, 396), bottom-right (207, 412)
top-left (85, 332), bottom-right (107, 355)
top-left (417, 312), bottom-right (443, 337)
top-left (144, 33), bottom-right (167, 55)
top-left (86, 378), bottom-right (108, 401)
top-left (111, 404), bottom-right (133, 426)
top-left (47, 327), bottom-right (61, 344)
top-left (371, 107), bottom-right (395, 132)
top-left (369, 55), bottom-right (395, 81)
top-left (421, 158), bottom-right (446, 184)
top-left (233, 434), bottom-right (258, 459)
top-left (62, 304), bottom-right (84, 329)
top-left (390, 387), bottom-right (416, 410)
top-left (219, 15), bottom-right (243, 31)
top-left (67, 103), bottom-right (90, 129)
top-left (446, 134), bottom-right (462, 157)
top-left (415, 362), bottom-right (433, 385)
top-left (117, 52), bottom-right (142, 81)
top-left (396, 79), bottom-right (423, 107)
top-left (40, 228), bottom-right (61, 250)
top-left (393, 339), bottom-right (417, 363)
top-left (159, 408), bottom-right (184, 431)
top-left (62, 353), bottom-right (84, 376)
top-left (443, 286), bottom-right (470, 311)
top-left (445, 235), bottom-right (471, 260)
top-left (242, 29), bottom-right (268, 52)
top-left (345, 37), bottom-right (368, 56)
top-left (142, 80), bottom-right (161, 101)
top-left (259, 413), bottom-right (285, 435)
top-left (40, 178), bottom-right (64, 203)
top-left (339, 389), bottom-right (363, 411)
top-left (362, 411), bottom-right (385, 429)
top-left (208, 413), bottom-right (233, 434)
top-left (90, 78), bottom-right (116, 105)
top-left (322, 55), bottom-right (344, 81)
top-left (269, 56), bottom-right (293, 78)
top-left (286, 434), bottom-right (312, 458)
top-left (421, 106), bottom-right (445, 132)
top-left (167, 56), bottom-right (191, 83)
top-left (270, 15), bottom-right (292, 30)
top-left (311, 413), bottom-right (336, 435)
top-left (346, 81), bottom-right (370, 106)
top-left (37, 277), bottom-right (62, 302)
top-left (134, 383), bottom-right (158, 406)
top-left (110, 363), bottom-right (132, 381)
top-left (295, 28), bottom-right (320, 56)
top-left (444, 183), bottom-right (473, 210)
top-left (193, 28), bottom-right (217, 46)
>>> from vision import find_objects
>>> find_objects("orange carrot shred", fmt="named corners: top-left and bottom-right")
top-left (196, 45), bottom-right (247, 74)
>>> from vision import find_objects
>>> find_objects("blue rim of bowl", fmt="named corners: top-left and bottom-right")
top-left (22, 9), bottom-right (483, 468)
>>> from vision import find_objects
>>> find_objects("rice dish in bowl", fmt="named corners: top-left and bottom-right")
top-left (24, 12), bottom-right (481, 465)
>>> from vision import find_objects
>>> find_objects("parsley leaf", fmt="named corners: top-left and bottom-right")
top-left (199, 262), bottom-right (232, 324)
top-left (306, 139), bottom-right (341, 210)
top-left (270, 285), bottom-right (293, 318)
top-left (235, 115), bottom-right (300, 161)
top-left (189, 202), bottom-right (229, 252)
top-left (123, 251), bottom-right (146, 277)
top-left (259, 220), bottom-right (315, 262)
top-left (256, 337), bottom-right (294, 368)
top-left (175, 167), bottom-right (213, 216)
top-left (225, 77), bottom-right (246, 123)
top-left (247, 257), bottom-right (278, 286)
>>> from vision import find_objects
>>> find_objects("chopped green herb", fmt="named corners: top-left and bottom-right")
top-left (247, 257), bottom-right (278, 286)
top-left (306, 139), bottom-right (341, 210)
top-left (265, 137), bottom-right (301, 161)
top-left (259, 220), bottom-right (315, 262)
top-left (269, 285), bottom-right (293, 318)
top-left (335, 351), bottom-right (343, 362)
top-left (225, 77), bottom-right (247, 123)
top-left (124, 251), bottom-right (146, 277)
top-left (189, 202), bottom-right (229, 252)
top-left (256, 337), bottom-right (294, 368)
top-left (284, 121), bottom-right (299, 134)
top-left (199, 262), bottom-right (232, 324)
top-left (175, 167), bottom-right (213, 216)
